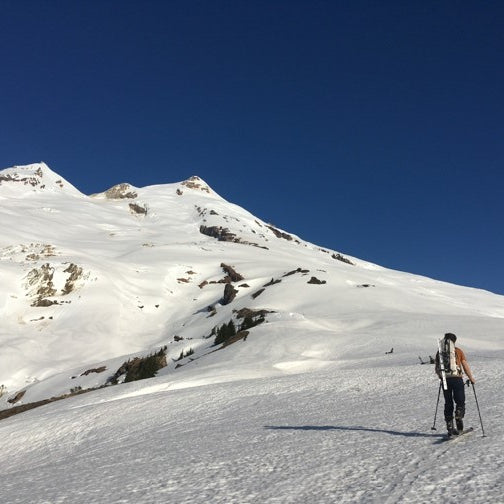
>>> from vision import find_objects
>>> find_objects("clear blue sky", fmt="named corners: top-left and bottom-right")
top-left (1, 1), bottom-right (503, 294)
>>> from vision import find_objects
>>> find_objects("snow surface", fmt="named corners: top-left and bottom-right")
top-left (1, 163), bottom-right (504, 503)
top-left (1, 352), bottom-right (503, 503)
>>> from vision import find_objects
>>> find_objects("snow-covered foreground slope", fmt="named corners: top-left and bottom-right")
top-left (1, 339), bottom-right (503, 504)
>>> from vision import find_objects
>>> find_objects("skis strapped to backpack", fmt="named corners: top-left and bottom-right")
top-left (442, 338), bottom-right (456, 373)
top-left (437, 338), bottom-right (448, 390)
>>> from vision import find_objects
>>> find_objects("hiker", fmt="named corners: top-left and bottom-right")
top-left (435, 333), bottom-right (476, 435)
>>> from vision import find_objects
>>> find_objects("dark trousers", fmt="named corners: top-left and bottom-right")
top-left (443, 377), bottom-right (465, 421)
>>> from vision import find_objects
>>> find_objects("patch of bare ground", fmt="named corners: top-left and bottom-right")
top-left (0, 387), bottom-right (96, 421)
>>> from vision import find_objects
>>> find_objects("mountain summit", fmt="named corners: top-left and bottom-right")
top-left (0, 162), bottom-right (83, 197)
top-left (1, 163), bottom-right (503, 409)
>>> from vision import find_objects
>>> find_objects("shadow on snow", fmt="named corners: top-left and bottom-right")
top-left (264, 425), bottom-right (443, 439)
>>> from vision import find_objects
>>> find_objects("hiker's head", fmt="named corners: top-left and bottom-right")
top-left (445, 333), bottom-right (457, 343)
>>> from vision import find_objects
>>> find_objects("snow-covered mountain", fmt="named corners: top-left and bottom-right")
top-left (1, 163), bottom-right (504, 503)
top-left (1, 161), bottom-right (504, 406)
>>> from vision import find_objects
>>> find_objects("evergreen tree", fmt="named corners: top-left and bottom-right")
top-left (214, 320), bottom-right (236, 346)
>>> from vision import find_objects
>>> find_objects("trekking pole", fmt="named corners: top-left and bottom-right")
top-left (431, 381), bottom-right (442, 430)
top-left (471, 383), bottom-right (486, 437)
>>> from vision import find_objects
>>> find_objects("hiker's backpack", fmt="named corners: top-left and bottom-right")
top-left (436, 338), bottom-right (461, 377)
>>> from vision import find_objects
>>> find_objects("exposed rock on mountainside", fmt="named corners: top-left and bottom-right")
top-left (221, 263), bottom-right (244, 282)
top-left (200, 225), bottom-right (237, 242)
top-left (129, 202), bottom-right (147, 215)
top-left (0, 163), bottom-right (78, 193)
top-left (307, 276), bottom-right (326, 285)
top-left (266, 224), bottom-right (296, 242)
top-left (0, 167), bottom-right (45, 187)
top-left (104, 183), bottom-right (138, 199)
top-left (181, 176), bottom-right (211, 193)
top-left (199, 225), bottom-right (268, 249)
top-left (234, 307), bottom-right (274, 323)
top-left (24, 261), bottom-right (88, 307)
top-left (283, 267), bottom-right (310, 277)
top-left (79, 366), bottom-right (107, 377)
top-left (7, 390), bottom-right (26, 404)
top-left (62, 263), bottom-right (85, 295)
top-left (25, 263), bottom-right (58, 306)
top-left (222, 284), bottom-right (238, 305)
top-left (332, 252), bottom-right (355, 265)
top-left (1, 243), bottom-right (58, 263)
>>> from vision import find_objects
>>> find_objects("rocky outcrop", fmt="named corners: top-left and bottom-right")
top-left (200, 225), bottom-right (237, 242)
top-left (332, 253), bottom-right (354, 265)
top-left (266, 225), bottom-right (295, 241)
top-left (26, 263), bottom-right (57, 306)
top-left (221, 284), bottom-right (238, 305)
top-left (221, 263), bottom-right (244, 282)
top-left (234, 307), bottom-right (274, 322)
top-left (7, 390), bottom-right (26, 404)
top-left (199, 226), bottom-right (268, 249)
top-left (79, 366), bottom-right (107, 377)
top-left (129, 202), bottom-right (147, 215)
top-left (263, 278), bottom-right (281, 287)
top-left (283, 267), bottom-right (309, 277)
top-left (251, 288), bottom-right (265, 299)
top-left (62, 263), bottom-right (84, 295)
top-left (25, 261), bottom-right (87, 306)
top-left (308, 276), bottom-right (326, 285)
top-left (181, 176), bottom-right (210, 193)
top-left (0, 166), bottom-right (44, 187)
top-left (104, 183), bottom-right (138, 199)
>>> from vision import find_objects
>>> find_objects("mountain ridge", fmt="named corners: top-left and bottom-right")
top-left (1, 162), bottom-right (503, 411)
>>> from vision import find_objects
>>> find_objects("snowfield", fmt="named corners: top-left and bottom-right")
top-left (0, 163), bottom-right (503, 503)
top-left (1, 354), bottom-right (503, 504)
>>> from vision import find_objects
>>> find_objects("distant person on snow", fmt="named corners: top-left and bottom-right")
top-left (435, 333), bottom-right (476, 435)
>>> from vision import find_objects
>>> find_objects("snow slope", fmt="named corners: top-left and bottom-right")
top-left (0, 347), bottom-right (503, 503)
top-left (0, 163), bottom-right (503, 503)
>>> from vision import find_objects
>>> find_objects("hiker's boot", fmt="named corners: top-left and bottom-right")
top-left (446, 419), bottom-right (458, 436)
top-left (455, 407), bottom-right (465, 433)
top-left (456, 418), bottom-right (464, 432)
